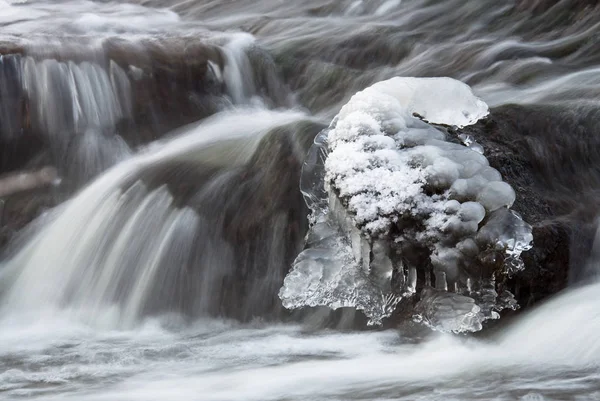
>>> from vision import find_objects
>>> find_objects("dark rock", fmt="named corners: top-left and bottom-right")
top-left (0, 184), bottom-right (58, 251)
top-left (457, 103), bottom-right (600, 310)
top-left (103, 120), bottom-right (324, 321)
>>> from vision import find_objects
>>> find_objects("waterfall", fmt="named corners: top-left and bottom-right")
top-left (0, 108), bottom-right (309, 328)
top-left (0, 33), bottom-right (293, 190)
top-left (21, 56), bottom-right (131, 143)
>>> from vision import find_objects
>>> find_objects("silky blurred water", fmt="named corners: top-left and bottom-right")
top-left (2, 287), bottom-right (600, 401)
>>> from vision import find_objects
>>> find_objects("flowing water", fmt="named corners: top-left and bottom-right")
top-left (1, 0), bottom-right (600, 400)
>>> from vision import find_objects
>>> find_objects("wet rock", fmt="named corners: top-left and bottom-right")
top-left (0, 183), bottom-right (58, 251)
top-left (109, 120), bottom-right (324, 321)
top-left (456, 103), bottom-right (600, 310)
top-left (201, 122), bottom-right (319, 320)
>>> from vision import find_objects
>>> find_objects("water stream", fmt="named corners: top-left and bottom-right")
top-left (1, 0), bottom-right (600, 400)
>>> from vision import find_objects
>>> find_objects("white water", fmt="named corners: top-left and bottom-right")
top-left (1, 281), bottom-right (600, 400)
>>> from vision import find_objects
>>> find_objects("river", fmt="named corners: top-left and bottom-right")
top-left (1, 0), bottom-right (600, 400)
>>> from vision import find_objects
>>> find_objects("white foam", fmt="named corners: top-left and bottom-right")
top-left (500, 281), bottom-right (600, 366)
top-left (1, 280), bottom-right (600, 400)
top-left (2, 1), bottom-right (182, 35)
top-left (72, 7), bottom-right (180, 34)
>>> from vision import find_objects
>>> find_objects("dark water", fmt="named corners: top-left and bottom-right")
top-left (1, 0), bottom-right (600, 400)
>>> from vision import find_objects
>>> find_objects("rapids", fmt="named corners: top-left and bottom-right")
top-left (1, 0), bottom-right (600, 400)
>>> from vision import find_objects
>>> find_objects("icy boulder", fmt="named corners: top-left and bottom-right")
top-left (279, 77), bottom-right (533, 332)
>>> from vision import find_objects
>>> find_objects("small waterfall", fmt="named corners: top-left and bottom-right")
top-left (0, 53), bottom-right (135, 188)
top-left (0, 55), bottom-right (23, 143)
top-left (21, 56), bottom-right (131, 144)
top-left (568, 217), bottom-right (600, 285)
top-left (0, 32), bottom-right (295, 239)
top-left (17, 56), bottom-right (134, 187)
top-left (221, 34), bottom-right (258, 105)
top-left (219, 33), bottom-right (295, 108)
top-left (0, 108), bottom-right (310, 327)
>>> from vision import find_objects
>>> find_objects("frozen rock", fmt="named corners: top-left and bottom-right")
top-left (280, 77), bottom-right (533, 331)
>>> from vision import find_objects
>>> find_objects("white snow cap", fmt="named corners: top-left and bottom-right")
top-left (326, 76), bottom-right (494, 238)
top-left (338, 77), bottom-right (489, 129)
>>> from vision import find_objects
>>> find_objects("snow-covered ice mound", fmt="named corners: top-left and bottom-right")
top-left (279, 77), bottom-right (533, 333)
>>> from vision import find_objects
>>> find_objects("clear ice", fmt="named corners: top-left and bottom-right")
top-left (280, 77), bottom-right (533, 332)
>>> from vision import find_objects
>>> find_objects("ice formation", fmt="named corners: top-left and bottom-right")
top-left (280, 77), bottom-right (533, 332)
